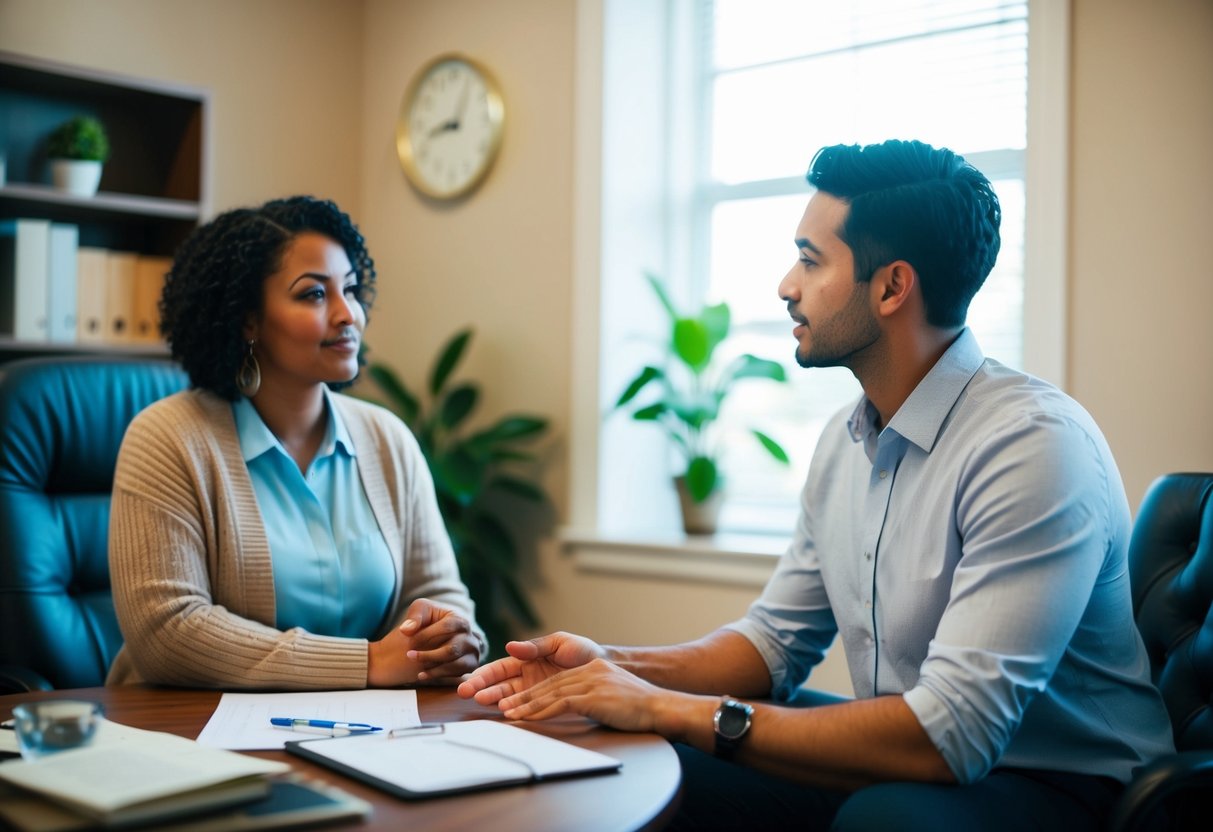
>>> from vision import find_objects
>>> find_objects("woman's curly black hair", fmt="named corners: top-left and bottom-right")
top-left (160, 195), bottom-right (377, 401)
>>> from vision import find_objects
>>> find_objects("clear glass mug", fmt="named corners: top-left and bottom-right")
top-left (10, 700), bottom-right (103, 760)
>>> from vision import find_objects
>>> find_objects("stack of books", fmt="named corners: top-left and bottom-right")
top-left (0, 719), bottom-right (370, 831)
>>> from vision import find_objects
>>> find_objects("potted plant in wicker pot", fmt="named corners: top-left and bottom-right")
top-left (46, 116), bottom-right (110, 197)
top-left (614, 273), bottom-right (791, 534)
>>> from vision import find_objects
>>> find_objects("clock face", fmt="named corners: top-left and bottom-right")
top-left (396, 55), bottom-right (504, 200)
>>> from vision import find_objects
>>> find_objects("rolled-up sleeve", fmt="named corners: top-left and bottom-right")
top-left (902, 413), bottom-right (1113, 782)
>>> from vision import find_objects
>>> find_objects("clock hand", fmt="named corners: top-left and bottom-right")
top-left (425, 78), bottom-right (472, 139)
top-left (454, 77), bottom-right (470, 124)
top-left (427, 118), bottom-right (460, 138)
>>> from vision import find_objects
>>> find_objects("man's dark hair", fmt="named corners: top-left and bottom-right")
top-left (160, 195), bottom-right (377, 400)
top-left (807, 140), bottom-right (1001, 328)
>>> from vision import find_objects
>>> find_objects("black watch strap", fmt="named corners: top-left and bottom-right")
top-left (713, 696), bottom-right (754, 760)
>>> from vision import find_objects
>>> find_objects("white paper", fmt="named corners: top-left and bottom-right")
top-left (194, 690), bottom-right (420, 750)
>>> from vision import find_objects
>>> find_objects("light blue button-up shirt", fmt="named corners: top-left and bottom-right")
top-left (234, 391), bottom-right (396, 638)
top-left (728, 328), bottom-right (1174, 783)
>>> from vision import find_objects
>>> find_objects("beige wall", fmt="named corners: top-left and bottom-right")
top-left (355, 0), bottom-right (574, 514)
top-left (0, 0), bottom-right (365, 212)
top-left (1069, 0), bottom-right (1213, 503)
top-left (3, 0), bottom-right (1211, 695)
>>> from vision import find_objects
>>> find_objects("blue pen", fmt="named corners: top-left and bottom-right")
top-left (270, 717), bottom-right (383, 733)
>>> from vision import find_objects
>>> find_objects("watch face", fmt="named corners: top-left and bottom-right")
top-left (716, 700), bottom-right (752, 740)
top-left (396, 55), bottom-right (504, 200)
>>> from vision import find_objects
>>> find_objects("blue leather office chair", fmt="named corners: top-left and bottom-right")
top-left (1107, 472), bottom-right (1213, 831)
top-left (0, 356), bottom-right (188, 693)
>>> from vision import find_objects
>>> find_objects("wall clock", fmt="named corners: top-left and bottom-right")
top-left (396, 53), bottom-right (505, 201)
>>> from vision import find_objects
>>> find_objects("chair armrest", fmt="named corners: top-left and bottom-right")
top-left (0, 665), bottom-right (54, 695)
top-left (1106, 751), bottom-right (1213, 832)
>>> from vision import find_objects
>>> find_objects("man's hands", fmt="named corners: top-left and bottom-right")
top-left (455, 631), bottom-right (700, 738)
top-left (367, 598), bottom-right (484, 687)
top-left (456, 631), bottom-right (607, 705)
top-left (501, 657), bottom-right (695, 735)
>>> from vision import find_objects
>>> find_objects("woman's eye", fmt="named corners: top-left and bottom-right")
top-left (343, 284), bottom-right (358, 297)
top-left (299, 287), bottom-right (325, 302)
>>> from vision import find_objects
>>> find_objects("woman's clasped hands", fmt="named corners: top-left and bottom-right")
top-left (368, 598), bottom-right (484, 686)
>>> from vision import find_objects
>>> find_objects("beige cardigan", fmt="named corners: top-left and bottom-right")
top-left (106, 389), bottom-right (480, 689)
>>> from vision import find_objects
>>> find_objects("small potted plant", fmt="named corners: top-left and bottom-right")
top-left (614, 273), bottom-right (790, 534)
top-left (46, 116), bottom-right (110, 197)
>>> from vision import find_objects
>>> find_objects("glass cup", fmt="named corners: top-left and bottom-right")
top-left (11, 700), bottom-right (103, 760)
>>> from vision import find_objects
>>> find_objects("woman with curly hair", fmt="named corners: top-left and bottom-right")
top-left (106, 195), bottom-right (484, 689)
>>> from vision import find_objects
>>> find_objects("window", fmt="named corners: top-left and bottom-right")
top-left (698, 0), bottom-right (1029, 530)
top-left (572, 0), bottom-right (1067, 541)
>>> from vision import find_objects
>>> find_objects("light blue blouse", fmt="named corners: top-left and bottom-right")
top-left (233, 390), bottom-right (396, 638)
top-left (727, 328), bottom-right (1174, 783)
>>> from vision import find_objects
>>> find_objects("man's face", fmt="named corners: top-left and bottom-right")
top-left (777, 191), bottom-right (881, 370)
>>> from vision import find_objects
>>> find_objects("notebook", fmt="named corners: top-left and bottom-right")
top-left (0, 774), bottom-right (371, 832)
top-left (286, 719), bottom-right (622, 799)
top-left (0, 719), bottom-right (288, 828)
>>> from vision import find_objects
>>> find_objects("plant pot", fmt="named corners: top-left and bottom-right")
top-left (674, 476), bottom-right (724, 535)
top-left (50, 159), bottom-right (102, 197)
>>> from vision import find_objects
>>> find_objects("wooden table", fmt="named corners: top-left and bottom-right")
top-left (0, 687), bottom-right (682, 831)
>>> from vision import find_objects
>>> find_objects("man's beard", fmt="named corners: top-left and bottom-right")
top-left (794, 285), bottom-right (880, 369)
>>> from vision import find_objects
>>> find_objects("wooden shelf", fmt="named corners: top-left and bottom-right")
top-left (0, 50), bottom-right (209, 363)
top-left (0, 183), bottom-right (201, 221)
top-left (0, 48), bottom-right (209, 255)
top-left (0, 337), bottom-right (170, 362)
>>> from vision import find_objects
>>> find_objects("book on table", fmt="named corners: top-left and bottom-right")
top-left (286, 718), bottom-right (623, 799)
top-left (0, 718), bottom-right (291, 829)
top-left (0, 773), bottom-right (372, 832)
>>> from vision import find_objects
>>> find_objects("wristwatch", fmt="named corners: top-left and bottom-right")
top-left (713, 696), bottom-right (754, 760)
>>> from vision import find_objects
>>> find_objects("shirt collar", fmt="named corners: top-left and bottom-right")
top-left (233, 387), bottom-right (354, 464)
top-left (847, 327), bottom-right (986, 454)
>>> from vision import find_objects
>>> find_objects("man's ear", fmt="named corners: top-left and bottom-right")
top-left (870, 260), bottom-right (918, 318)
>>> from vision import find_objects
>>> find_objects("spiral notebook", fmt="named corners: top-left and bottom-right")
top-left (286, 719), bottom-right (622, 799)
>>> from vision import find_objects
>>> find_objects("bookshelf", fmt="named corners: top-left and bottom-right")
top-left (0, 49), bottom-right (210, 362)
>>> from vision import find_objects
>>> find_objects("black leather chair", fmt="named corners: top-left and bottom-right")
top-left (1107, 472), bottom-right (1213, 831)
top-left (0, 356), bottom-right (188, 693)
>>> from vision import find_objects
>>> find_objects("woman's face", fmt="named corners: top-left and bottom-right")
top-left (245, 232), bottom-right (365, 392)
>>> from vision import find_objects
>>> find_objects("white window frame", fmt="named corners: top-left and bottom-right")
top-left (568, 0), bottom-right (1069, 578)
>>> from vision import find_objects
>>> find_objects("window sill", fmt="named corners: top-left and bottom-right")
top-left (560, 528), bottom-right (785, 588)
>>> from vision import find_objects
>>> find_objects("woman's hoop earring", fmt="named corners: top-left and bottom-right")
top-left (236, 339), bottom-right (261, 397)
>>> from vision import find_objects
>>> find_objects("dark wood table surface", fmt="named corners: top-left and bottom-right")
top-left (0, 686), bottom-right (681, 831)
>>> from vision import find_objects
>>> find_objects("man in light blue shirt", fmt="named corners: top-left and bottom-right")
top-left (729, 326), bottom-right (1171, 785)
top-left (457, 140), bottom-right (1174, 831)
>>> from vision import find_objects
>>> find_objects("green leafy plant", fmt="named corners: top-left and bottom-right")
top-left (366, 328), bottom-right (549, 658)
top-left (614, 273), bottom-right (791, 503)
top-left (46, 116), bottom-right (110, 162)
